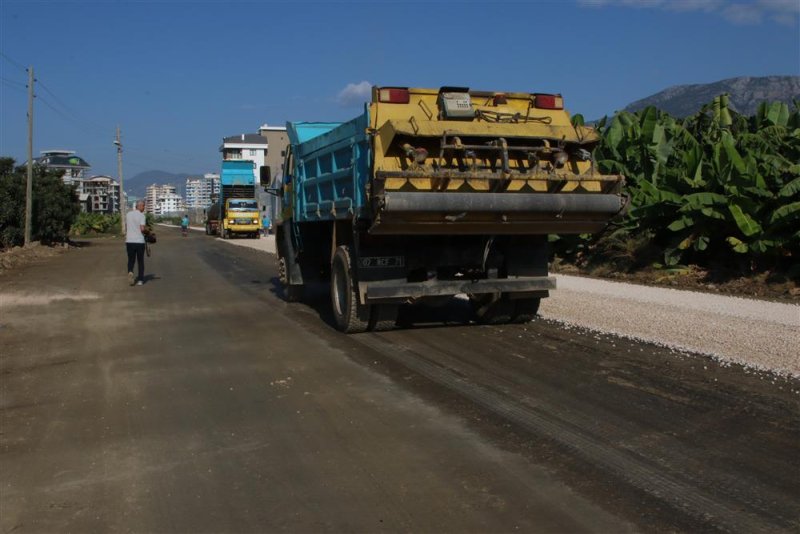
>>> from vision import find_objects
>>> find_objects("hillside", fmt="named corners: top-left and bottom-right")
top-left (124, 170), bottom-right (198, 199)
top-left (624, 76), bottom-right (800, 118)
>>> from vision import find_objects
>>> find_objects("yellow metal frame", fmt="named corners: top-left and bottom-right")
top-left (368, 88), bottom-right (620, 194)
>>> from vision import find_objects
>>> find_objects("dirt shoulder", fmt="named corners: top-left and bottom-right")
top-left (551, 259), bottom-right (800, 303)
top-left (0, 242), bottom-right (71, 275)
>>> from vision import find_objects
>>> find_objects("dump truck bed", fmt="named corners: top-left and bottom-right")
top-left (286, 87), bottom-right (625, 236)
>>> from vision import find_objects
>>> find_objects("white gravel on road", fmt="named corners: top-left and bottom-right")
top-left (215, 233), bottom-right (276, 254)
top-left (212, 229), bottom-right (799, 378)
top-left (541, 275), bottom-right (800, 378)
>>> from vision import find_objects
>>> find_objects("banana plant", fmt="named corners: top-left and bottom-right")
top-left (585, 96), bottom-right (800, 271)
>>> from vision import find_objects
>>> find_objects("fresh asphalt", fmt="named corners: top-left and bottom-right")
top-left (1, 230), bottom-right (797, 532)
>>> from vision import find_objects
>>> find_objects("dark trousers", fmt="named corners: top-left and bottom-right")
top-left (126, 242), bottom-right (145, 280)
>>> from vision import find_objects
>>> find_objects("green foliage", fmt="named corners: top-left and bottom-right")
top-left (71, 212), bottom-right (121, 235)
top-left (555, 95), bottom-right (800, 275)
top-left (154, 215), bottom-right (181, 225)
top-left (0, 159), bottom-right (80, 248)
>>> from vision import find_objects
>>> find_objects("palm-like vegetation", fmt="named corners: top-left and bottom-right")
top-left (559, 97), bottom-right (800, 276)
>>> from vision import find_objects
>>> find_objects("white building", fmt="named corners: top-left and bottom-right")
top-left (185, 173), bottom-right (220, 209)
top-left (156, 192), bottom-right (184, 216)
top-left (220, 133), bottom-right (267, 180)
top-left (145, 184), bottom-right (184, 215)
top-left (34, 149), bottom-right (92, 185)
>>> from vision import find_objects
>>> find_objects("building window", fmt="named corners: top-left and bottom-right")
top-left (249, 149), bottom-right (258, 156)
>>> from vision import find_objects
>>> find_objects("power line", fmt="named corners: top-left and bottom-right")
top-left (36, 93), bottom-right (110, 140)
top-left (36, 78), bottom-right (77, 115)
top-left (35, 77), bottom-right (110, 134)
top-left (1, 78), bottom-right (27, 93)
top-left (0, 51), bottom-right (27, 73)
top-left (0, 75), bottom-right (27, 88)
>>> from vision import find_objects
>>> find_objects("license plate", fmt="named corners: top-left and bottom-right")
top-left (360, 256), bottom-right (405, 268)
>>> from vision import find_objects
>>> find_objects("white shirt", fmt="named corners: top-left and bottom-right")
top-left (126, 209), bottom-right (146, 243)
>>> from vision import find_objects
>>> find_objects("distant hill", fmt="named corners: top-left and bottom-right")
top-left (624, 76), bottom-right (800, 118)
top-left (124, 170), bottom-right (199, 199)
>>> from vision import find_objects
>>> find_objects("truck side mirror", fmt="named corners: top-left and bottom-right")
top-left (260, 166), bottom-right (272, 186)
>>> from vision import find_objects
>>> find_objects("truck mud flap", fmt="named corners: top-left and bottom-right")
top-left (373, 192), bottom-right (626, 235)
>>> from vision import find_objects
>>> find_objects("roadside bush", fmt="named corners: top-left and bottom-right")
top-left (71, 212), bottom-right (121, 236)
top-left (0, 158), bottom-right (80, 248)
top-left (554, 97), bottom-right (800, 277)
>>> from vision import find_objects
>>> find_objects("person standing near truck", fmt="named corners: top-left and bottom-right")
top-left (126, 200), bottom-right (147, 286)
top-left (262, 214), bottom-right (271, 236)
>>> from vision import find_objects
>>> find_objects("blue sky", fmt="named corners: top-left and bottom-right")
top-left (1, 0), bottom-right (798, 178)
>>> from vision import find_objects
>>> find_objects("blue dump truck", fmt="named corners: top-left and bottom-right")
top-left (270, 87), bottom-right (626, 332)
top-left (206, 160), bottom-right (261, 239)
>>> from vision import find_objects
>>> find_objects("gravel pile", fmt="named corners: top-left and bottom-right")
top-left (540, 275), bottom-right (800, 378)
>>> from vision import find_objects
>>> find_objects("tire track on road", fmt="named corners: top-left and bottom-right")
top-left (352, 332), bottom-right (788, 533)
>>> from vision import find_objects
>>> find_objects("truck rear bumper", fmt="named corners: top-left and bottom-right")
top-left (362, 276), bottom-right (556, 304)
top-left (372, 192), bottom-right (627, 235)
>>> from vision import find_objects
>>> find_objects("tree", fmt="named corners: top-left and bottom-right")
top-left (0, 158), bottom-right (80, 248)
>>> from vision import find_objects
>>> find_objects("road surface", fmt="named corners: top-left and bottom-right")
top-left (1, 230), bottom-right (798, 532)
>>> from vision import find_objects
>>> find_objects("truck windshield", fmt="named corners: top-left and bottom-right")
top-left (228, 200), bottom-right (258, 211)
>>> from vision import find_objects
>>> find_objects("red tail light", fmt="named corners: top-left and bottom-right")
top-left (534, 94), bottom-right (564, 110)
top-left (378, 87), bottom-right (410, 104)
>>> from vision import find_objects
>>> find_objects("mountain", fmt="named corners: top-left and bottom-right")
top-left (124, 170), bottom-right (199, 199)
top-left (623, 76), bottom-right (800, 118)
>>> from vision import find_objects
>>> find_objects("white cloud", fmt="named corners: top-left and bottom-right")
top-left (336, 81), bottom-right (372, 106)
top-left (577, 0), bottom-right (798, 24)
top-left (723, 3), bottom-right (764, 24)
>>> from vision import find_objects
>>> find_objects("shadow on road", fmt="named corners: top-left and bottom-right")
top-left (268, 276), bottom-right (475, 331)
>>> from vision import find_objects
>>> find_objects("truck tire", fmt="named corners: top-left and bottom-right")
top-left (278, 256), bottom-right (303, 302)
top-left (471, 293), bottom-right (514, 325)
top-left (331, 245), bottom-right (370, 333)
top-left (511, 298), bottom-right (541, 324)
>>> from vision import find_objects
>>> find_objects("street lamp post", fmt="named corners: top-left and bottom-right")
top-left (115, 126), bottom-right (125, 234)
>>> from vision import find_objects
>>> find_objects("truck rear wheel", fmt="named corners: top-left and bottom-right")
top-left (331, 246), bottom-right (370, 333)
top-left (511, 298), bottom-right (541, 324)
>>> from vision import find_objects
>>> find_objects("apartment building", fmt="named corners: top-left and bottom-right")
top-left (78, 176), bottom-right (122, 214)
top-left (220, 133), bottom-right (267, 179)
top-left (185, 173), bottom-right (220, 209)
top-left (34, 149), bottom-right (92, 185)
top-left (258, 124), bottom-right (289, 220)
top-left (145, 184), bottom-right (185, 215)
top-left (156, 192), bottom-right (185, 215)
top-left (258, 124), bottom-right (289, 184)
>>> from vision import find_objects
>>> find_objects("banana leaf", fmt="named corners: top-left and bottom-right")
top-left (769, 201), bottom-right (800, 226)
top-left (729, 204), bottom-right (762, 236)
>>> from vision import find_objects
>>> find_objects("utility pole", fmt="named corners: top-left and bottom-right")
top-left (115, 125), bottom-right (125, 234)
top-left (24, 66), bottom-right (33, 246)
